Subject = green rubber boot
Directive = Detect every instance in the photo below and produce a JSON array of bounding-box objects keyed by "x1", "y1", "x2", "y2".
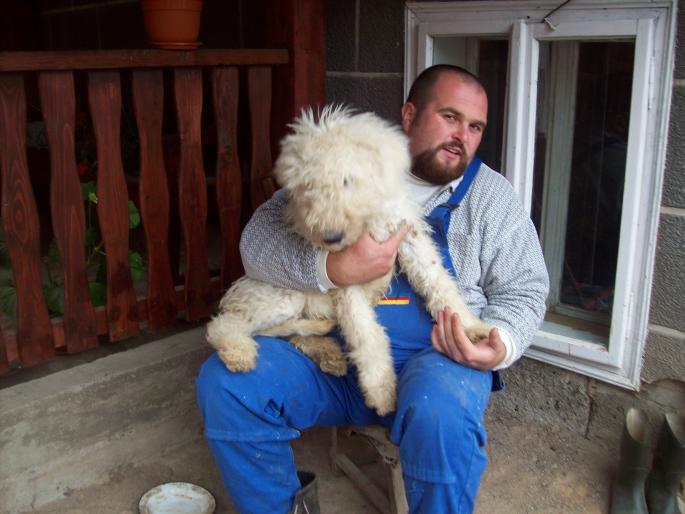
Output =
[
  {"x1": 289, "y1": 471, "x2": 320, "y2": 514},
  {"x1": 645, "y1": 412, "x2": 685, "y2": 514},
  {"x1": 610, "y1": 408, "x2": 650, "y2": 514}
]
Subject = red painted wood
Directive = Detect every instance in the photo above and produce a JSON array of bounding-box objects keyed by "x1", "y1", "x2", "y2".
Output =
[
  {"x1": 0, "y1": 73, "x2": 55, "y2": 366},
  {"x1": 262, "y1": 0, "x2": 325, "y2": 150},
  {"x1": 132, "y1": 69, "x2": 177, "y2": 328},
  {"x1": 174, "y1": 68, "x2": 212, "y2": 320},
  {"x1": 0, "y1": 327, "x2": 9, "y2": 374},
  {"x1": 247, "y1": 66, "x2": 275, "y2": 210},
  {"x1": 87, "y1": 71, "x2": 140, "y2": 340},
  {"x1": 212, "y1": 66, "x2": 243, "y2": 288},
  {"x1": 0, "y1": 50, "x2": 289, "y2": 73},
  {"x1": 38, "y1": 71, "x2": 99, "y2": 353}
]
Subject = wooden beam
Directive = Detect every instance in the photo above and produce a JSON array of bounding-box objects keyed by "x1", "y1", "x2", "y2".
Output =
[{"x1": 0, "y1": 49, "x2": 288, "y2": 72}]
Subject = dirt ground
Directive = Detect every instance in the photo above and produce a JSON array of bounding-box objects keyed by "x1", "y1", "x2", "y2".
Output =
[{"x1": 26, "y1": 410, "x2": 623, "y2": 514}]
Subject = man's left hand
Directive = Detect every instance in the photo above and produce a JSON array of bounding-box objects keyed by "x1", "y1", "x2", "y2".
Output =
[{"x1": 431, "y1": 307, "x2": 506, "y2": 370}]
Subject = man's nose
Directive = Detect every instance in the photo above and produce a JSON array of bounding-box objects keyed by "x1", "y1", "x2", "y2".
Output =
[{"x1": 451, "y1": 122, "x2": 468, "y2": 142}]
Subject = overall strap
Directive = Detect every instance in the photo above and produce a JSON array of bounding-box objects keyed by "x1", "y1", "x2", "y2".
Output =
[{"x1": 425, "y1": 157, "x2": 482, "y2": 247}]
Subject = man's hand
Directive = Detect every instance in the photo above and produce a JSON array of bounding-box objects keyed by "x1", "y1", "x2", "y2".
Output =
[
  {"x1": 326, "y1": 226, "x2": 411, "y2": 287},
  {"x1": 431, "y1": 307, "x2": 506, "y2": 370}
]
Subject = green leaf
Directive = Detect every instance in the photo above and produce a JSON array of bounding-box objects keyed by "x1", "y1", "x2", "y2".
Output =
[
  {"x1": 0, "y1": 282, "x2": 17, "y2": 318},
  {"x1": 44, "y1": 240, "x2": 62, "y2": 267},
  {"x1": 0, "y1": 266, "x2": 13, "y2": 285},
  {"x1": 43, "y1": 282, "x2": 64, "y2": 316},
  {"x1": 81, "y1": 181, "x2": 97, "y2": 203},
  {"x1": 89, "y1": 281, "x2": 106, "y2": 307},
  {"x1": 95, "y1": 260, "x2": 107, "y2": 285},
  {"x1": 0, "y1": 227, "x2": 8, "y2": 266},
  {"x1": 128, "y1": 250, "x2": 146, "y2": 282},
  {"x1": 85, "y1": 226, "x2": 98, "y2": 249},
  {"x1": 128, "y1": 200, "x2": 141, "y2": 229}
]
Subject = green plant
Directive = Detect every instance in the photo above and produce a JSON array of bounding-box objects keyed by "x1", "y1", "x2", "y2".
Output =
[
  {"x1": 0, "y1": 108, "x2": 145, "y2": 321},
  {"x1": 0, "y1": 192, "x2": 144, "y2": 318}
]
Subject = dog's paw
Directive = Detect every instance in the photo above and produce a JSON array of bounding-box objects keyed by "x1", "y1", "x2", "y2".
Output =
[
  {"x1": 318, "y1": 351, "x2": 348, "y2": 376},
  {"x1": 217, "y1": 345, "x2": 257, "y2": 372},
  {"x1": 464, "y1": 321, "x2": 492, "y2": 344},
  {"x1": 290, "y1": 335, "x2": 348, "y2": 376}
]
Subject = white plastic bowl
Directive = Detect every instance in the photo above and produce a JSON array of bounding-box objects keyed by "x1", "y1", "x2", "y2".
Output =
[{"x1": 139, "y1": 482, "x2": 216, "y2": 514}]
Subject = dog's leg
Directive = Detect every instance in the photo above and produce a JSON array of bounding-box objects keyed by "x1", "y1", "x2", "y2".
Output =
[
  {"x1": 399, "y1": 224, "x2": 492, "y2": 342},
  {"x1": 261, "y1": 318, "x2": 336, "y2": 337},
  {"x1": 289, "y1": 335, "x2": 348, "y2": 376},
  {"x1": 206, "y1": 278, "x2": 308, "y2": 372},
  {"x1": 334, "y1": 286, "x2": 396, "y2": 415},
  {"x1": 206, "y1": 316, "x2": 261, "y2": 372}
]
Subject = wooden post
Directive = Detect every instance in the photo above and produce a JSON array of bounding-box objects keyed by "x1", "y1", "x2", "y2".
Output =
[
  {"x1": 87, "y1": 70, "x2": 140, "y2": 341},
  {"x1": 173, "y1": 67, "x2": 212, "y2": 321},
  {"x1": 132, "y1": 69, "x2": 177, "y2": 328},
  {"x1": 262, "y1": 0, "x2": 326, "y2": 153},
  {"x1": 212, "y1": 66, "x2": 243, "y2": 288},
  {"x1": 0, "y1": 73, "x2": 55, "y2": 366},
  {"x1": 38, "y1": 71, "x2": 99, "y2": 353}
]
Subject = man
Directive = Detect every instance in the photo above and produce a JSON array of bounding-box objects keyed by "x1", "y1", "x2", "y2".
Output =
[{"x1": 196, "y1": 65, "x2": 549, "y2": 513}]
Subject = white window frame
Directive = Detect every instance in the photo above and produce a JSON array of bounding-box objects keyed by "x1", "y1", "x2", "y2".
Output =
[{"x1": 405, "y1": 0, "x2": 678, "y2": 389}]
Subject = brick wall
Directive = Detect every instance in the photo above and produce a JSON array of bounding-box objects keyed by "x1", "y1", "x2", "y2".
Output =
[
  {"x1": 325, "y1": 0, "x2": 405, "y2": 123},
  {"x1": 643, "y1": 4, "x2": 685, "y2": 384}
]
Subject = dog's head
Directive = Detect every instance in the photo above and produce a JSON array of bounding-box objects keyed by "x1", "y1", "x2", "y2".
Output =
[{"x1": 273, "y1": 105, "x2": 411, "y2": 251}]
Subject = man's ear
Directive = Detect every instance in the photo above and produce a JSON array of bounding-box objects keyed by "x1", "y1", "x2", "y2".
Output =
[{"x1": 401, "y1": 102, "x2": 416, "y2": 134}]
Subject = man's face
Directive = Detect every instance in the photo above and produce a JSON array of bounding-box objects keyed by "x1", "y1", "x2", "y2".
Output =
[{"x1": 401, "y1": 73, "x2": 488, "y2": 185}]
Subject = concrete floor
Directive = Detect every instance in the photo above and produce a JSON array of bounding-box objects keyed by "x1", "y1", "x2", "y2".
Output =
[{"x1": 29, "y1": 412, "x2": 618, "y2": 514}]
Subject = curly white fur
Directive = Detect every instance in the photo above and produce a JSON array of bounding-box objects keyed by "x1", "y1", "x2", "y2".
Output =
[{"x1": 206, "y1": 105, "x2": 491, "y2": 415}]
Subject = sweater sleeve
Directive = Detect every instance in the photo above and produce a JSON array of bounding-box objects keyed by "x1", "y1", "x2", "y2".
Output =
[
  {"x1": 239, "y1": 189, "x2": 322, "y2": 292},
  {"x1": 477, "y1": 173, "x2": 550, "y2": 364}
]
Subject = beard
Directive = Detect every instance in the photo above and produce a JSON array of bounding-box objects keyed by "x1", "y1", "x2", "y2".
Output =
[{"x1": 411, "y1": 141, "x2": 469, "y2": 185}]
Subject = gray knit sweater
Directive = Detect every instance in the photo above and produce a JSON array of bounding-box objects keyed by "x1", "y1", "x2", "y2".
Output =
[{"x1": 239, "y1": 162, "x2": 549, "y2": 366}]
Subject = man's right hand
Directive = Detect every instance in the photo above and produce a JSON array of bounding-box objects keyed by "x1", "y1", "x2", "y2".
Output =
[{"x1": 326, "y1": 226, "x2": 411, "y2": 287}]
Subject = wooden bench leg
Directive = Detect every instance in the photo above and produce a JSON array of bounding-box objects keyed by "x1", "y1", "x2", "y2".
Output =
[{"x1": 329, "y1": 426, "x2": 408, "y2": 514}]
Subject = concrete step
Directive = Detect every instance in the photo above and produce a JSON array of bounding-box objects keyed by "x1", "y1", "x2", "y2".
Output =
[{"x1": 1, "y1": 327, "x2": 618, "y2": 513}]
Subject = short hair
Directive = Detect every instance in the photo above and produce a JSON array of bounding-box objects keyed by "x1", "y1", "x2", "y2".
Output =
[{"x1": 406, "y1": 64, "x2": 486, "y2": 113}]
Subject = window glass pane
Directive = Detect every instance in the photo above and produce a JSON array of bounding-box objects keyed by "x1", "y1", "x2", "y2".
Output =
[
  {"x1": 533, "y1": 40, "x2": 634, "y2": 337},
  {"x1": 432, "y1": 37, "x2": 507, "y2": 171}
]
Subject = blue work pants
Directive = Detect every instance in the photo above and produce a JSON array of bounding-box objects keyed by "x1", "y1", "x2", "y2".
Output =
[{"x1": 196, "y1": 336, "x2": 493, "y2": 514}]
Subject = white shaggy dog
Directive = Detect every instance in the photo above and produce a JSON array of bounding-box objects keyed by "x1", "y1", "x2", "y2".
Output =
[{"x1": 206, "y1": 106, "x2": 491, "y2": 415}]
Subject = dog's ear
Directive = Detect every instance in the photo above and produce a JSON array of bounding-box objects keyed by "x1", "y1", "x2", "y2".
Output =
[{"x1": 359, "y1": 115, "x2": 411, "y2": 184}]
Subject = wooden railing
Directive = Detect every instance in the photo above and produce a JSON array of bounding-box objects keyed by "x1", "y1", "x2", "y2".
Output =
[{"x1": 0, "y1": 49, "x2": 288, "y2": 373}]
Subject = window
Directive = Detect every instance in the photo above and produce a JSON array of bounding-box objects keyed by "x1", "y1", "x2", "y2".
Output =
[{"x1": 406, "y1": 0, "x2": 677, "y2": 389}]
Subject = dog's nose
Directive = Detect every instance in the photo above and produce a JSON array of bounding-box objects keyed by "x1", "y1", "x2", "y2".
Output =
[{"x1": 323, "y1": 231, "x2": 344, "y2": 245}]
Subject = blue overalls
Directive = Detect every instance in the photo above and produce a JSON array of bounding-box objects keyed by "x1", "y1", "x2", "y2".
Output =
[{"x1": 196, "y1": 157, "x2": 500, "y2": 513}]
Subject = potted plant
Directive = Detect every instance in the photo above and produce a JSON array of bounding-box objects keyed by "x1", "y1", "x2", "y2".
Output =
[{"x1": 140, "y1": 0, "x2": 204, "y2": 50}]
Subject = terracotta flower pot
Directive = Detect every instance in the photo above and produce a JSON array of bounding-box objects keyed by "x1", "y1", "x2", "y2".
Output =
[{"x1": 140, "y1": 0, "x2": 203, "y2": 50}]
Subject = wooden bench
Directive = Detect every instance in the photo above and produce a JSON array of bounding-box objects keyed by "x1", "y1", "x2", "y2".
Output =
[{"x1": 330, "y1": 425, "x2": 409, "y2": 514}]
